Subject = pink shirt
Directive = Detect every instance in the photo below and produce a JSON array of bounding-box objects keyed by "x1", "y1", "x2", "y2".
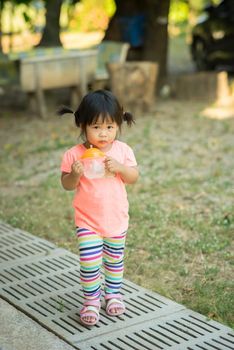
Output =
[{"x1": 60, "y1": 140, "x2": 137, "y2": 237}]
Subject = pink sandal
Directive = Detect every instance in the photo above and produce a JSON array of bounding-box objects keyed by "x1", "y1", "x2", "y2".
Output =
[
  {"x1": 80, "y1": 299, "x2": 100, "y2": 326},
  {"x1": 105, "y1": 294, "x2": 125, "y2": 316}
]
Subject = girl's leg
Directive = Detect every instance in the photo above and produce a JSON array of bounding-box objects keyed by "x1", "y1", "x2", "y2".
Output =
[
  {"x1": 76, "y1": 228, "x2": 103, "y2": 324},
  {"x1": 77, "y1": 228, "x2": 103, "y2": 299},
  {"x1": 103, "y1": 232, "x2": 126, "y2": 316},
  {"x1": 103, "y1": 231, "x2": 126, "y2": 315}
]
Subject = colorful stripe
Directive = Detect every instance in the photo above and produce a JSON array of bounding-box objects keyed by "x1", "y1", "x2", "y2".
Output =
[{"x1": 76, "y1": 228, "x2": 126, "y2": 299}]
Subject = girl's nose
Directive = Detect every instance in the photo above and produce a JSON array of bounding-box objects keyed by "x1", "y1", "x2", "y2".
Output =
[{"x1": 100, "y1": 129, "x2": 107, "y2": 136}]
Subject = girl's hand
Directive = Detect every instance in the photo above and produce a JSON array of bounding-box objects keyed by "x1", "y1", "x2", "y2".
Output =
[
  {"x1": 104, "y1": 156, "x2": 139, "y2": 184},
  {"x1": 71, "y1": 160, "x2": 84, "y2": 177},
  {"x1": 104, "y1": 156, "x2": 123, "y2": 174}
]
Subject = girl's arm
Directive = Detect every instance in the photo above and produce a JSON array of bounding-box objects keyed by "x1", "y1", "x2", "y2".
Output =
[
  {"x1": 61, "y1": 160, "x2": 84, "y2": 190},
  {"x1": 119, "y1": 165, "x2": 139, "y2": 184},
  {"x1": 105, "y1": 157, "x2": 139, "y2": 184}
]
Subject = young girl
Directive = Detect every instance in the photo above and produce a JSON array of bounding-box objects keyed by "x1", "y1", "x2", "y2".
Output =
[{"x1": 59, "y1": 90, "x2": 139, "y2": 326}]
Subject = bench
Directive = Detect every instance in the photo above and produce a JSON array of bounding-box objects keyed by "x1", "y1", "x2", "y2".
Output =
[
  {"x1": 9, "y1": 41, "x2": 130, "y2": 83},
  {"x1": 8, "y1": 47, "x2": 74, "y2": 61},
  {"x1": 94, "y1": 40, "x2": 130, "y2": 88},
  {"x1": 19, "y1": 49, "x2": 97, "y2": 118},
  {"x1": 7, "y1": 42, "x2": 129, "y2": 117}
]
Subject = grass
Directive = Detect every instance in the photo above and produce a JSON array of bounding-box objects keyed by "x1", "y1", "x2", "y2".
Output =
[{"x1": 0, "y1": 99, "x2": 233, "y2": 328}]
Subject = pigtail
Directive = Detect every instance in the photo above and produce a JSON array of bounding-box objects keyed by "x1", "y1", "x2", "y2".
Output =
[
  {"x1": 57, "y1": 105, "x2": 82, "y2": 128},
  {"x1": 57, "y1": 105, "x2": 74, "y2": 116},
  {"x1": 123, "y1": 111, "x2": 135, "y2": 126}
]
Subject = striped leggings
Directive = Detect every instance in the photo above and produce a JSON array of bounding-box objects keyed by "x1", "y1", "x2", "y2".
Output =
[{"x1": 76, "y1": 227, "x2": 126, "y2": 300}]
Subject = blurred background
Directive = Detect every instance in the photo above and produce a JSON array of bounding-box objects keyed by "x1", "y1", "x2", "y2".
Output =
[{"x1": 1, "y1": 0, "x2": 234, "y2": 94}]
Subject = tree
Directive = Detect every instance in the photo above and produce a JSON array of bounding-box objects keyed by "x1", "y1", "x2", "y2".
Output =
[
  {"x1": 143, "y1": 0, "x2": 171, "y2": 84},
  {"x1": 38, "y1": 0, "x2": 63, "y2": 47},
  {"x1": 104, "y1": 0, "x2": 171, "y2": 87},
  {"x1": 0, "y1": 0, "x2": 32, "y2": 55},
  {"x1": 0, "y1": 0, "x2": 63, "y2": 50}
]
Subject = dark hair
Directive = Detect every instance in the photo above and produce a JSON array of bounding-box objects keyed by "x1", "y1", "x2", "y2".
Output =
[{"x1": 57, "y1": 90, "x2": 135, "y2": 136}]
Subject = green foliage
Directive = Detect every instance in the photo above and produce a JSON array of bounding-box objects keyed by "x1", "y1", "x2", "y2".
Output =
[
  {"x1": 189, "y1": 0, "x2": 222, "y2": 11},
  {"x1": 69, "y1": 0, "x2": 115, "y2": 32},
  {"x1": 170, "y1": 0, "x2": 189, "y2": 24},
  {"x1": 189, "y1": 0, "x2": 210, "y2": 11},
  {"x1": 169, "y1": 0, "x2": 223, "y2": 26}
]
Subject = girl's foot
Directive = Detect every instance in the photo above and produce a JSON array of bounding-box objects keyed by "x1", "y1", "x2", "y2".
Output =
[
  {"x1": 105, "y1": 294, "x2": 125, "y2": 316},
  {"x1": 80, "y1": 299, "x2": 100, "y2": 326}
]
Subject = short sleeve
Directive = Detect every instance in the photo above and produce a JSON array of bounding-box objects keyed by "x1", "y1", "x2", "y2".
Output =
[
  {"x1": 61, "y1": 149, "x2": 76, "y2": 173},
  {"x1": 124, "y1": 145, "x2": 137, "y2": 167}
]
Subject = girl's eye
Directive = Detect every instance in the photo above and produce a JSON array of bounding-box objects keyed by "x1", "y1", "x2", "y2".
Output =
[
  {"x1": 92, "y1": 126, "x2": 99, "y2": 129},
  {"x1": 107, "y1": 126, "x2": 113, "y2": 129}
]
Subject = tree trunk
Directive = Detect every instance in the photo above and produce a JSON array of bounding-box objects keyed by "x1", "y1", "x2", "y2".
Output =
[
  {"x1": 104, "y1": 0, "x2": 144, "y2": 42},
  {"x1": 143, "y1": 0, "x2": 171, "y2": 86},
  {"x1": 104, "y1": 0, "x2": 171, "y2": 89},
  {"x1": 38, "y1": 0, "x2": 63, "y2": 47},
  {"x1": 108, "y1": 61, "x2": 159, "y2": 113}
]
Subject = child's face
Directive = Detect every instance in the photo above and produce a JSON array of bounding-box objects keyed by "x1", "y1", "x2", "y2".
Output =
[{"x1": 85, "y1": 115, "x2": 118, "y2": 151}]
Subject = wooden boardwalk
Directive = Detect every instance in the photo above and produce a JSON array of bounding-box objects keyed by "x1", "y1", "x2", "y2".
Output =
[{"x1": 0, "y1": 221, "x2": 233, "y2": 350}]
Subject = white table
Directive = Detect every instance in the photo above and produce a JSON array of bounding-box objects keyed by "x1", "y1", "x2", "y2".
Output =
[{"x1": 20, "y1": 49, "x2": 97, "y2": 118}]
